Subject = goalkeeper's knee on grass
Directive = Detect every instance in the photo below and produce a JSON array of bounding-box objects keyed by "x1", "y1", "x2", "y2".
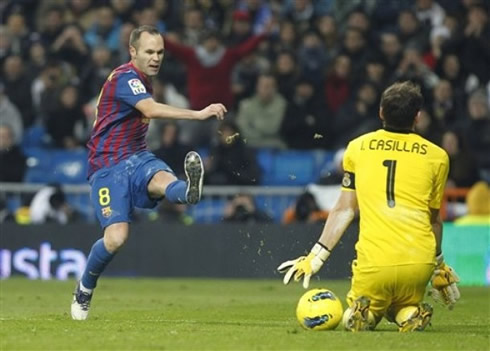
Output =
[
  {"x1": 395, "y1": 306, "x2": 419, "y2": 326},
  {"x1": 396, "y1": 303, "x2": 433, "y2": 332},
  {"x1": 342, "y1": 299, "x2": 376, "y2": 331}
]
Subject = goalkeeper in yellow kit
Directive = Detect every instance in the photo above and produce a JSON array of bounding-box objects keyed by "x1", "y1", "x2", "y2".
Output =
[{"x1": 278, "y1": 81, "x2": 460, "y2": 332}]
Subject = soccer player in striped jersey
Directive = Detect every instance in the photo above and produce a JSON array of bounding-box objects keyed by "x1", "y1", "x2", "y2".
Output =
[
  {"x1": 278, "y1": 81, "x2": 460, "y2": 332},
  {"x1": 71, "y1": 25, "x2": 227, "y2": 320}
]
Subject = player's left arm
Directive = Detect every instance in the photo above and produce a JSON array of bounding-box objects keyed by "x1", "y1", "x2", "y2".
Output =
[
  {"x1": 430, "y1": 206, "x2": 461, "y2": 309},
  {"x1": 429, "y1": 153, "x2": 449, "y2": 255},
  {"x1": 429, "y1": 153, "x2": 460, "y2": 308},
  {"x1": 430, "y1": 230, "x2": 461, "y2": 308},
  {"x1": 430, "y1": 208, "x2": 443, "y2": 257}
]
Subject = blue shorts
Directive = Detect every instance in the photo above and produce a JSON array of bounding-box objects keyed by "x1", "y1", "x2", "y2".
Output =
[{"x1": 89, "y1": 151, "x2": 173, "y2": 228}]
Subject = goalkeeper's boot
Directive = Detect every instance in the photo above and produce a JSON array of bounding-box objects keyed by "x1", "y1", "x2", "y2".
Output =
[
  {"x1": 345, "y1": 296, "x2": 371, "y2": 332},
  {"x1": 184, "y1": 151, "x2": 204, "y2": 205},
  {"x1": 71, "y1": 281, "x2": 93, "y2": 320},
  {"x1": 398, "y1": 302, "x2": 433, "y2": 332}
]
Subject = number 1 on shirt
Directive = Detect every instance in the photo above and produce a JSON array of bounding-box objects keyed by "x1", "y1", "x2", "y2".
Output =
[{"x1": 382, "y1": 160, "x2": 397, "y2": 208}]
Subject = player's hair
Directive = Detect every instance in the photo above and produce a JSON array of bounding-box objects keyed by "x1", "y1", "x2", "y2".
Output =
[
  {"x1": 129, "y1": 25, "x2": 160, "y2": 49},
  {"x1": 380, "y1": 81, "x2": 423, "y2": 130}
]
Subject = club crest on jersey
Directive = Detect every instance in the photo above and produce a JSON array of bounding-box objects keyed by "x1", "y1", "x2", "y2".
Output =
[
  {"x1": 101, "y1": 206, "x2": 112, "y2": 218},
  {"x1": 342, "y1": 173, "x2": 351, "y2": 187},
  {"x1": 128, "y1": 78, "x2": 146, "y2": 95},
  {"x1": 342, "y1": 171, "x2": 355, "y2": 189}
]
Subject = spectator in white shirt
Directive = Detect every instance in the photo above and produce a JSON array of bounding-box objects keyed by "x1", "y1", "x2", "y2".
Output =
[{"x1": 30, "y1": 185, "x2": 74, "y2": 224}]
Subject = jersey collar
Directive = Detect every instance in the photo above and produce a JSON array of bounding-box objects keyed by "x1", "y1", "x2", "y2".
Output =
[{"x1": 383, "y1": 126, "x2": 413, "y2": 134}]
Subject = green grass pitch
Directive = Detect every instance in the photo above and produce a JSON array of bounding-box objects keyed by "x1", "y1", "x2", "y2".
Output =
[{"x1": 1, "y1": 278, "x2": 489, "y2": 350}]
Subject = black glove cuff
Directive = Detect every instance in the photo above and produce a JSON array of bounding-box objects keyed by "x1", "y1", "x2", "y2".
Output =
[{"x1": 317, "y1": 241, "x2": 331, "y2": 252}]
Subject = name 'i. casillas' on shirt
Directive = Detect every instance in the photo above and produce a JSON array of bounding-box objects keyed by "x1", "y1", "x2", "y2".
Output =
[{"x1": 360, "y1": 139, "x2": 428, "y2": 154}]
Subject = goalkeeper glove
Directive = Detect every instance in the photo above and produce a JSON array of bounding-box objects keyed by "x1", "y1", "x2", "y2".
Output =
[
  {"x1": 277, "y1": 243, "x2": 331, "y2": 289},
  {"x1": 429, "y1": 253, "x2": 460, "y2": 309}
]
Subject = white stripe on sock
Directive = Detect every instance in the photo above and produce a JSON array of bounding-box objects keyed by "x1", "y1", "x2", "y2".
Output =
[{"x1": 80, "y1": 281, "x2": 93, "y2": 294}]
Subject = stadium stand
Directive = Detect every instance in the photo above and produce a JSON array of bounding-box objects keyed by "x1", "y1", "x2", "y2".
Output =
[{"x1": 0, "y1": 0, "x2": 488, "y2": 225}]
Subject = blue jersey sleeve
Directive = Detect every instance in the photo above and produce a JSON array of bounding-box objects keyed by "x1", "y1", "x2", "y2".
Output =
[{"x1": 116, "y1": 72, "x2": 152, "y2": 107}]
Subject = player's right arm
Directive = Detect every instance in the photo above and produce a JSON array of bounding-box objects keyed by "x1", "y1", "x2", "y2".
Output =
[
  {"x1": 277, "y1": 190, "x2": 357, "y2": 289},
  {"x1": 277, "y1": 140, "x2": 359, "y2": 289},
  {"x1": 317, "y1": 190, "x2": 357, "y2": 252},
  {"x1": 116, "y1": 70, "x2": 226, "y2": 121},
  {"x1": 135, "y1": 98, "x2": 227, "y2": 121}
]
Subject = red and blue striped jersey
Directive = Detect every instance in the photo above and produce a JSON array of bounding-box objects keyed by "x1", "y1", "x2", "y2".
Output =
[{"x1": 87, "y1": 62, "x2": 153, "y2": 178}]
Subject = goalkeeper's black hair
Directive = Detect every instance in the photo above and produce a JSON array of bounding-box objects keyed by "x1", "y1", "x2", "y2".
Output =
[{"x1": 380, "y1": 81, "x2": 423, "y2": 130}]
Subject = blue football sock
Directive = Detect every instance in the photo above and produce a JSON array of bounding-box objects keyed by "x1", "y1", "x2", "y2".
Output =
[
  {"x1": 81, "y1": 239, "x2": 115, "y2": 289},
  {"x1": 165, "y1": 180, "x2": 187, "y2": 204}
]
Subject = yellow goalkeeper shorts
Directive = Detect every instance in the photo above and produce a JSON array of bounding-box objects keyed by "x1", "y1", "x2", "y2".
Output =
[{"x1": 346, "y1": 260, "x2": 434, "y2": 322}]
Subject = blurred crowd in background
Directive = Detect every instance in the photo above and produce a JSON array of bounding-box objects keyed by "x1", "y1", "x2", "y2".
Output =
[{"x1": 0, "y1": 0, "x2": 489, "y2": 224}]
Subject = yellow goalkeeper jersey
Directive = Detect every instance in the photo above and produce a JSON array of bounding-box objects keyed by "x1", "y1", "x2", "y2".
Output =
[{"x1": 342, "y1": 128, "x2": 449, "y2": 266}]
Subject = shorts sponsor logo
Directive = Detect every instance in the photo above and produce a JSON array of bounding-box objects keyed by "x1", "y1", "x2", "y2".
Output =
[{"x1": 128, "y1": 78, "x2": 146, "y2": 95}]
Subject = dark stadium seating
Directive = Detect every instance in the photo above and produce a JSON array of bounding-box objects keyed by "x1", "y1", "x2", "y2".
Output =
[
  {"x1": 17, "y1": 147, "x2": 333, "y2": 223},
  {"x1": 258, "y1": 149, "x2": 333, "y2": 186},
  {"x1": 23, "y1": 148, "x2": 88, "y2": 184},
  {"x1": 22, "y1": 147, "x2": 333, "y2": 187}
]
